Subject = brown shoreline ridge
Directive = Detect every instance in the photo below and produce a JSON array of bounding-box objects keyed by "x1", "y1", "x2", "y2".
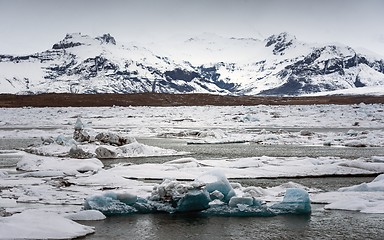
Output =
[{"x1": 0, "y1": 93, "x2": 384, "y2": 107}]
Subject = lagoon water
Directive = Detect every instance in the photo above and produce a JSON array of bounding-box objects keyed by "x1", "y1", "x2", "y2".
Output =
[
  {"x1": 78, "y1": 206, "x2": 384, "y2": 240},
  {"x1": 1, "y1": 136, "x2": 384, "y2": 239}
]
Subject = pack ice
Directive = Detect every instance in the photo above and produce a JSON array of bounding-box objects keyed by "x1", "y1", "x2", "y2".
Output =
[{"x1": 84, "y1": 170, "x2": 311, "y2": 216}]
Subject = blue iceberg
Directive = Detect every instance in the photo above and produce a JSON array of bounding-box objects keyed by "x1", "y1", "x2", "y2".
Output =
[
  {"x1": 197, "y1": 170, "x2": 236, "y2": 203},
  {"x1": 84, "y1": 171, "x2": 311, "y2": 217},
  {"x1": 176, "y1": 189, "x2": 211, "y2": 212},
  {"x1": 84, "y1": 193, "x2": 139, "y2": 215},
  {"x1": 270, "y1": 188, "x2": 312, "y2": 215}
]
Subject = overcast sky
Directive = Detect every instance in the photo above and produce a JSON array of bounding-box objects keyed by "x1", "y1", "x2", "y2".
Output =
[{"x1": 1, "y1": 0, "x2": 383, "y2": 56}]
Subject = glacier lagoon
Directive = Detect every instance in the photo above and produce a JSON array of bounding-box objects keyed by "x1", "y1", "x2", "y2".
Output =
[
  {"x1": 1, "y1": 105, "x2": 384, "y2": 239},
  {"x1": 1, "y1": 137, "x2": 383, "y2": 239}
]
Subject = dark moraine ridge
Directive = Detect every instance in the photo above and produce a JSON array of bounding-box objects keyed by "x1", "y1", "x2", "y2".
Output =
[{"x1": 0, "y1": 93, "x2": 383, "y2": 107}]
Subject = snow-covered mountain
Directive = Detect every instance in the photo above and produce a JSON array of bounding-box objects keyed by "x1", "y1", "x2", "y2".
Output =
[{"x1": 0, "y1": 32, "x2": 383, "y2": 95}]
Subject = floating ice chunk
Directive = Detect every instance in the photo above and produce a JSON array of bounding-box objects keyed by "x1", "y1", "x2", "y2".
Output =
[
  {"x1": 176, "y1": 189, "x2": 211, "y2": 212},
  {"x1": 242, "y1": 114, "x2": 259, "y2": 122},
  {"x1": 0, "y1": 197, "x2": 17, "y2": 208},
  {"x1": 95, "y1": 146, "x2": 119, "y2": 159},
  {"x1": 270, "y1": 188, "x2": 311, "y2": 214},
  {"x1": 343, "y1": 140, "x2": 367, "y2": 147},
  {"x1": 95, "y1": 132, "x2": 134, "y2": 146},
  {"x1": 164, "y1": 157, "x2": 200, "y2": 169},
  {"x1": 149, "y1": 178, "x2": 209, "y2": 213},
  {"x1": 197, "y1": 129, "x2": 227, "y2": 139},
  {"x1": 85, "y1": 181, "x2": 210, "y2": 214},
  {"x1": 339, "y1": 174, "x2": 384, "y2": 192},
  {"x1": 115, "y1": 192, "x2": 138, "y2": 205},
  {"x1": 228, "y1": 196, "x2": 254, "y2": 208},
  {"x1": 0, "y1": 210, "x2": 94, "y2": 239},
  {"x1": 84, "y1": 192, "x2": 139, "y2": 215},
  {"x1": 84, "y1": 177, "x2": 311, "y2": 217},
  {"x1": 41, "y1": 136, "x2": 55, "y2": 145},
  {"x1": 119, "y1": 141, "x2": 179, "y2": 157},
  {"x1": 373, "y1": 174, "x2": 384, "y2": 182},
  {"x1": 316, "y1": 174, "x2": 384, "y2": 213},
  {"x1": 325, "y1": 199, "x2": 367, "y2": 212},
  {"x1": 74, "y1": 117, "x2": 84, "y2": 130},
  {"x1": 346, "y1": 129, "x2": 358, "y2": 136},
  {"x1": 69, "y1": 145, "x2": 95, "y2": 159},
  {"x1": 300, "y1": 130, "x2": 313, "y2": 136},
  {"x1": 16, "y1": 153, "x2": 103, "y2": 173},
  {"x1": 66, "y1": 210, "x2": 106, "y2": 221},
  {"x1": 197, "y1": 170, "x2": 235, "y2": 203},
  {"x1": 371, "y1": 156, "x2": 384, "y2": 163},
  {"x1": 55, "y1": 134, "x2": 68, "y2": 146},
  {"x1": 210, "y1": 190, "x2": 225, "y2": 200}
]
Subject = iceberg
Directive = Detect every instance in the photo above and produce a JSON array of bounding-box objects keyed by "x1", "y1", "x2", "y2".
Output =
[
  {"x1": 202, "y1": 188, "x2": 310, "y2": 217},
  {"x1": 84, "y1": 171, "x2": 311, "y2": 216},
  {"x1": 65, "y1": 210, "x2": 106, "y2": 221},
  {"x1": 318, "y1": 174, "x2": 384, "y2": 213},
  {"x1": 196, "y1": 170, "x2": 236, "y2": 203},
  {"x1": 270, "y1": 188, "x2": 312, "y2": 215},
  {"x1": 84, "y1": 192, "x2": 140, "y2": 215},
  {"x1": 0, "y1": 210, "x2": 94, "y2": 239},
  {"x1": 176, "y1": 189, "x2": 211, "y2": 212}
]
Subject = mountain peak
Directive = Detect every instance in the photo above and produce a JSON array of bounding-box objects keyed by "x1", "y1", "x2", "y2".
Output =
[
  {"x1": 52, "y1": 33, "x2": 116, "y2": 50},
  {"x1": 95, "y1": 33, "x2": 116, "y2": 45},
  {"x1": 52, "y1": 33, "x2": 89, "y2": 50},
  {"x1": 265, "y1": 32, "x2": 297, "y2": 55}
]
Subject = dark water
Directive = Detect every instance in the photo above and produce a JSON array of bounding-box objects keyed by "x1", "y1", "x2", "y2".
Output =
[
  {"x1": 139, "y1": 137, "x2": 384, "y2": 159},
  {"x1": 98, "y1": 137, "x2": 384, "y2": 168},
  {"x1": 0, "y1": 138, "x2": 40, "y2": 150},
  {"x1": 236, "y1": 176, "x2": 376, "y2": 192},
  {"x1": 78, "y1": 206, "x2": 384, "y2": 240}
]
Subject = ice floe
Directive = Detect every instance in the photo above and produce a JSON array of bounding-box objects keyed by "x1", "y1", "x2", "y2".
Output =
[
  {"x1": 312, "y1": 174, "x2": 384, "y2": 213},
  {"x1": 0, "y1": 209, "x2": 95, "y2": 239}
]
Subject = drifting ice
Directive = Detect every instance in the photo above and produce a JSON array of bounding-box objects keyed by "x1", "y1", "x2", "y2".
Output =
[{"x1": 84, "y1": 171, "x2": 311, "y2": 216}]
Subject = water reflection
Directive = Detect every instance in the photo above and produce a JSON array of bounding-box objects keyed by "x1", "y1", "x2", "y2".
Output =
[{"x1": 79, "y1": 206, "x2": 384, "y2": 240}]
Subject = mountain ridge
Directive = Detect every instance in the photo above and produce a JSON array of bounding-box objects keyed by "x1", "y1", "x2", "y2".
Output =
[{"x1": 0, "y1": 32, "x2": 383, "y2": 96}]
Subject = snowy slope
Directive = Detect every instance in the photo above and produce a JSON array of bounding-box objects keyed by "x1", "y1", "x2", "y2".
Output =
[{"x1": 0, "y1": 32, "x2": 383, "y2": 95}]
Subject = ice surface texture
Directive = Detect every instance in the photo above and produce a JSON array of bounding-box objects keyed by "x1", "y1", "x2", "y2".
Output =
[{"x1": 84, "y1": 171, "x2": 311, "y2": 216}]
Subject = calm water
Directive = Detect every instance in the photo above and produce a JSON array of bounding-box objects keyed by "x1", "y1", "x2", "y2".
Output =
[
  {"x1": 1, "y1": 137, "x2": 383, "y2": 239},
  {"x1": 98, "y1": 137, "x2": 384, "y2": 168},
  {"x1": 78, "y1": 206, "x2": 384, "y2": 240},
  {"x1": 139, "y1": 137, "x2": 384, "y2": 159}
]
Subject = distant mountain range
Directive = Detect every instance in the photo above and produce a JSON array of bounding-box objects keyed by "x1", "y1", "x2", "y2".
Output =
[{"x1": 0, "y1": 32, "x2": 383, "y2": 95}]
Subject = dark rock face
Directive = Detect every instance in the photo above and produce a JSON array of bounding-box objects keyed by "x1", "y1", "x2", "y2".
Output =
[
  {"x1": 164, "y1": 68, "x2": 199, "y2": 82},
  {"x1": 52, "y1": 33, "x2": 84, "y2": 49},
  {"x1": 96, "y1": 33, "x2": 116, "y2": 45},
  {"x1": 52, "y1": 42, "x2": 82, "y2": 50},
  {"x1": 265, "y1": 32, "x2": 295, "y2": 55}
]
